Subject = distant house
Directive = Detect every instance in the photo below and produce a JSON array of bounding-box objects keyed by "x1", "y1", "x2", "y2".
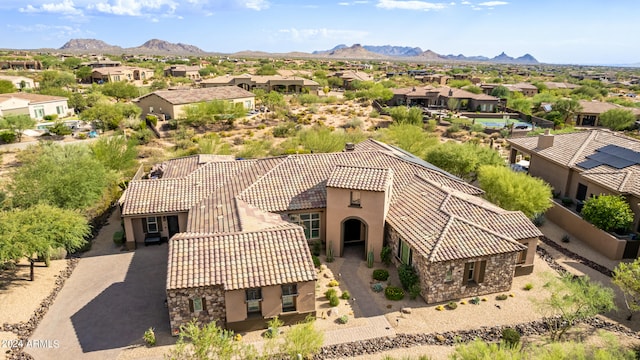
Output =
[
  {"x1": 574, "y1": 100, "x2": 640, "y2": 126},
  {"x1": 164, "y1": 65, "x2": 201, "y2": 80},
  {"x1": 201, "y1": 74, "x2": 319, "y2": 94},
  {"x1": 389, "y1": 86, "x2": 500, "y2": 112},
  {"x1": 481, "y1": 83, "x2": 539, "y2": 97},
  {"x1": 81, "y1": 60, "x2": 122, "y2": 69},
  {"x1": 91, "y1": 66, "x2": 154, "y2": 83},
  {"x1": 0, "y1": 75, "x2": 37, "y2": 90},
  {"x1": 133, "y1": 86, "x2": 255, "y2": 120},
  {"x1": 331, "y1": 70, "x2": 374, "y2": 89},
  {"x1": 0, "y1": 92, "x2": 71, "y2": 120},
  {"x1": 0, "y1": 59, "x2": 42, "y2": 70},
  {"x1": 543, "y1": 82, "x2": 579, "y2": 90},
  {"x1": 120, "y1": 140, "x2": 540, "y2": 333}
]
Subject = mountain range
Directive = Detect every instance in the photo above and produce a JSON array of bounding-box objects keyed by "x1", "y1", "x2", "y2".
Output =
[{"x1": 58, "y1": 39, "x2": 539, "y2": 64}]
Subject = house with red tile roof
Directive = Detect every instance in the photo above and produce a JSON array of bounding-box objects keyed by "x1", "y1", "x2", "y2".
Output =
[
  {"x1": 120, "y1": 140, "x2": 541, "y2": 333},
  {"x1": 389, "y1": 86, "x2": 500, "y2": 112},
  {"x1": 201, "y1": 74, "x2": 319, "y2": 94}
]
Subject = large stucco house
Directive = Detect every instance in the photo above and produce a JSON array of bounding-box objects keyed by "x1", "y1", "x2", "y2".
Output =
[
  {"x1": 133, "y1": 86, "x2": 255, "y2": 121},
  {"x1": 388, "y1": 86, "x2": 500, "y2": 112},
  {"x1": 508, "y1": 129, "x2": 640, "y2": 236},
  {"x1": 120, "y1": 140, "x2": 540, "y2": 333},
  {"x1": 201, "y1": 74, "x2": 319, "y2": 94}
]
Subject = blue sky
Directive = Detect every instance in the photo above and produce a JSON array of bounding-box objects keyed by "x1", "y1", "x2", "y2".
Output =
[{"x1": 1, "y1": 0, "x2": 638, "y2": 65}]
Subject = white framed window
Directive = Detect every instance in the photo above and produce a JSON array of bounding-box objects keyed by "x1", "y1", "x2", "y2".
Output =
[
  {"x1": 466, "y1": 262, "x2": 475, "y2": 282},
  {"x1": 246, "y1": 288, "x2": 262, "y2": 313},
  {"x1": 146, "y1": 217, "x2": 159, "y2": 233},
  {"x1": 350, "y1": 191, "x2": 361, "y2": 207},
  {"x1": 192, "y1": 297, "x2": 203, "y2": 312},
  {"x1": 34, "y1": 106, "x2": 45, "y2": 118},
  {"x1": 56, "y1": 105, "x2": 65, "y2": 115},
  {"x1": 282, "y1": 284, "x2": 297, "y2": 312},
  {"x1": 288, "y1": 213, "x2": 320, "y2": 240}
]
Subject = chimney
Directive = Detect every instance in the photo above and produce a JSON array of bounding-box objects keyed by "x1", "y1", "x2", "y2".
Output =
[
  {"x1": 344, "y1": 143, "x2": 355, "y2": 152},
  {"x1": 537, "y1": 129, "x2": 554, "y2": 149}
]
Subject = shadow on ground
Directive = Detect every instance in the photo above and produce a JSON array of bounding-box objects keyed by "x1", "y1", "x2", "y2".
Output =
[{"x1": 70, "y1": 243, "x2": 173, "y2": 353}]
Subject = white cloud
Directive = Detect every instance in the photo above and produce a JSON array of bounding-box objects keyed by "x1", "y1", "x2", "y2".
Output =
[
  {"x1": 460, "y1": 1, "x2": 470, "y2": 4},
  {"x1": 20, "y1": 0, "x2": 83, "y2": 16},
  {"x1": 278, "y1": 27, "x2": 369, "y2": 43},
  {"x1": 7, "y1": 23, "x2": 92, "y2": 40},
  {"x1": 339, "y1": 2, "x2": 350, "y2": 5},
  {"x1": 88, "y1": 0, "x2": 178, "y2": 16},
  {"x1": 240, "y1": 0, "x2": 269, "y2": 10},
  {"x1": 478, "y1": 1, "x2": 508, "y2": 6},
  {"x1": 376, "y1": 0, "x2": 447, "y2": 11}
]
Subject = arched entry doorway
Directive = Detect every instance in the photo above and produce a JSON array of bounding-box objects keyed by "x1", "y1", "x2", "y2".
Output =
[{"x1": 341, "y1": 218, "x2": 367, "y2": 259}]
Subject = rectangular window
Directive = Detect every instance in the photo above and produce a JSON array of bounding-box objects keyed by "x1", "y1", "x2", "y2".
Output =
[
  {"x1": 444, "y1": 267, "x2": 453, "y2": 283},
  {"x1": 288, "y1": 213, "x2": 320, "y2": 240},
  {"x1": 56, "y1": 105, "x2": 64, "y2": 115},
  {"x1": 246, "y1": 288, "x2": 262, "y2": 313},
  {"x1": 517, "y1": 249, "x2": 528, "y2": 264},
  {"x1": 350, "y1": 191, "x2": 361, "y2": 207},
  {"x1": 146, "y1": 217, "x2": 158, "y2": 233},
  {"x1": 466, "y1": 262, "x2": 475, "y2": 282},
  {"x1": 282, "y1": 284, "x2": 297, "y2": 312},
  {"x1": 464, "y1": 260, "x2": 486, "y2": 284},
  {"x1": 396, "y1": 239, "x2": 412, "y2": 265},
  {"x1": 192, "y1": 297, "x2": 203, "y2": 312},
  {"x1": 34, "y1": 106, "x2": 45, "y2": 118}
]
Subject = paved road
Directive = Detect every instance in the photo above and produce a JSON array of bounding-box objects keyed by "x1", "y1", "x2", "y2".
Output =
[{"x1": 28, "y1": 210, "x2": 170, "y2": 360}]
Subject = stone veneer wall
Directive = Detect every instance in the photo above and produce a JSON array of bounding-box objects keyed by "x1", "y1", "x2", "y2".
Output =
[
  {"x1": 385, "y1": 225, "x2": 518, "y2": 304},
  {"x1": 167, "y1": 285, "x2": 226, "y2": 334},
  {"x1": 422, "y1": 252, "x2": 517, "y2": 303}
]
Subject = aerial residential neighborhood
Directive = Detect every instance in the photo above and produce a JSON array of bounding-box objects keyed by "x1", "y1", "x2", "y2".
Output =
[{"x1": 1, "y1": 1, "x2": 640, "y2": 360}]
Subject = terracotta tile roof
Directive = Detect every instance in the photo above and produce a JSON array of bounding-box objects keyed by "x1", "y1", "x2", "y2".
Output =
[
  {"x1": 138, "y1": 86, "x2": 255, "y2": 105},
  {"x1": 581, "y1": 165, "x2": 640, "y2": 197},
  {"x1": 387, "y1": 176, "x2": 529, "y2": 263},
  {"x1": 0, "y1": 92, "x2": 67, "y2": 104},
  {"x1": 202, "y1": 74, "x2": 319, "y2": 87},
  {"x1": 578, "y1": 100, "x2": 621, "y2": 114},
  {"x1": 327, "y1": 165, "x2": 392, "y2": 192},
  {"x1": 159, "y1": 155, "x2": 236, "y2": 179},
  {"x1": 167, "y1": 227, "x2": 317, "y2": 290}
]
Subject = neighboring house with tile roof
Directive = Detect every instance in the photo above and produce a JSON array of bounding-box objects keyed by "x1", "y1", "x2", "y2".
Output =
[
  {"x1": 133, "y1": 86, "x2": 255, "y2": 121},
  {"x1": 507, "y1": 129, "x2": 640, "y2": 242},
  {"x1": 121, "y1": 140, "x2": 541, "y2": 333},
  {"x1": 481, "y1": 83, "x2": 539, "y2": 97},
  {"x1": 0, "y1": 92, "x2": 71, "y2": 119},
  {"x1": 164, "y1": 65, "x2": 202, "y2": 80},
  {"x1": 574, "y1": 100, "x2": 640, "y2": 127},
  {"x1": 0, "y1": 75, "x2": 37, "y2": 90},
  {"x1": 389, "y1": 86, "x2": 500, "y2": 112},
  {"x1": 90, "y1": 66, "x2": 154, "y2": 83},
  {"x1": 201, "y1": 74, "x2": 319, "y2": 94}
]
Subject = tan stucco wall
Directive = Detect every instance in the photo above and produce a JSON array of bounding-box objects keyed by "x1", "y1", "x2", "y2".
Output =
[
  {"x1": 546, "y1": 202, "x2": 627, "y2": 260},
  {"x1": 296, "y1": 281, "x2": 315, "y2": 314},
  {"x1": 284, "y1": 208, "x2": 326, "y2": 243},
  {"x1": 528, "y1": 156, "x2": 570, "y2": 196},
  {"x1": 135, "y1": 94, "x2": 176, "y2": 119},
  {"x1": 515, "y1": 237, "x2": 538, "y2": 275},
  {"x1": 325, "y1": 187, "x2": 388, "y2": 261},
  {"x1": 261, "y1": 285, "x2": 282, "y2": 318},
  {"x1": 225, "y1": 289, "x2": 247, "y2": 323}
]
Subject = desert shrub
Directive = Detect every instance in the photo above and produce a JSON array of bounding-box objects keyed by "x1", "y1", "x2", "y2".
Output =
[
  {"x1": 145, "y1": 114, "x2": 158, "y2": 126},
  {"x1": 385, "y1": 286, "x2": 405, "y2": 301},
  {"x1": 532, "y1": 213, "x2": 545, "y2": 227},
  {"x1": 143, "y1": 327, "x2": 156, "y2": 346},
  {"x1": 43, "y1": 114, "x2": 58, "y2": 121},
  {"x1": 329, "y1": 295, "x2": 340, "y2": 307},
  {"x1": 380, "y1": 246, "x2": 392, "y2": 266},
  {"x1": 501, "y1": 327, "x2": 521, "y2": 347},
  {"x1": 0, "y1": 130, "x2": 17, "y2": 144},
  {"x1": 341, "y1": 290, "x2": 351, "y2": 300},
  {"x1": 409, "y1": 284, "x2": 421, "y2": 300},
  {"x1": 312, "y1": 255, "x2": 321, "y2": 268},
  {"x1": 312, "y1": 240, "x2": 321, "y2": 256},
  {"x1": 523, "y1": 283, "x2": 534, "y2": 291},
  {"x1": 328, "y1": 279, "x2": 339, "y2": 287},
  {"x1": 369, "y1": 110, "x2": 380, "y2": 118},
  {"x1": 344, "y1": 117, "x2": 363, "y2": 129},
  {"x1": 447, "y1": 301, "x2": 458, "y2": 310},
  {"x1": 373, "y1": 269, "x2": 390, "y2": 281},
  {"x1": 272, "y1": 122, "x2": 295, "y2": 138},
  {"x1": 338, "y1": 315, "x2": 349, "y2": 324},
  {"x1": 49, "y1": 247, "x2": 67, "y2": 260},
  {"x1": 398, "y1": 264, "x2": 419, "y2": 290},
  {"x1": 424, "y1": 119, "x2": 437, "y2": 132},
  {"x1": 113, "y1": 230, "x2": 125, "y2": 245},
  {"x1": 324, "y1": 288, "x2": 337, "y2": 300},
  {"x1": 371, "y1": 283, "x2": 384, "y2": 293},
  {"x1": 496, "y1": 294, "x2": 509, "y2": 300}
]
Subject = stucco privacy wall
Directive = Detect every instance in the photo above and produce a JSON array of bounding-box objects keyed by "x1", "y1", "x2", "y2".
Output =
[{"x1": 546, "y1": 203, "x2": 627, "y2": 260}]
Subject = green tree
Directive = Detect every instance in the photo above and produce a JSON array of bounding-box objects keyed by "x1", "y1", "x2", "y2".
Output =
[
  {"x1": 553, "y1": 98, "x2": 582, "y2": 124},
  {"x1": 68, "y1": 92, "x2": 88, "y2": 113},
  {"x1": 167, "y1": 320, "x2": 256, "y2": 360},
  {"x1": 0, "y1": 79, "x2": 16, "y2": 94},
  {"x1": 100, "y1": 81, "x2": 140, "y2": 100},
  {"x1": 256, "y1": 63, "x2": 277, "y2": 75},
  {"x1": 0, "y1": 114, "x2": 36, "y2": 142},
  {"x1": 90, "y1": 135, "x2": 138, "y2": 177},
  {"x1": 0, "y1": 204, "x2": 89, "y2": 279},
  {"x1": 477, "y1": 165, "x2": 553, "y2": 218},
  {"x1": 149, "y1": 79, "x2": 168, "y2": 91},
  {"x1": 447, "y1": 98, "x2": 461, "y2": 112},
  {"x1": 354, "y1": 83, "x2": 393, "y2": 102},
  {"x1": 425, "y1": 143, "x2": 504, "y2": 181},
  {"x1": 9, "y1": 143, "x2": 111, "y2": 210},
  {"x1": 490, "y1": 85, "x2": 510, "y2": 99},
  {"x1": 280, "y1": 317, "x2": 324, "y2": 359},
  {"x1": 182, "y1": 100, "x2": 247, "y2": 127},
  {"x1": 375, "y1": 123, "x2": 438, "y2": 158},
  {"x1": 388, "y1": 106, "x2": 423, "y2": 125},
  {"x1": 80, "y1": 103, "x2": 140, "y2": 130},
  {"x1": 535, "y1": 274, "x2": 616, "y2": 341},
  {"x1": 62, "y1": 57, "x2": 82, "y2": 70},
  {"x1": 581, "y1": 194, "x2": 634, "y2": 233},
  {"x1": 73, "y1": 65, "x2": 91, "y2": 82},
  {"x1": 613, "y1": 258, "x2": 640, "y2": 317},
  {"x1": 38, "y1": 70, "x2": 75, "y2": 90},
  {"x1": 599, "y1": 108, "x2": 636, "y2": 130}
]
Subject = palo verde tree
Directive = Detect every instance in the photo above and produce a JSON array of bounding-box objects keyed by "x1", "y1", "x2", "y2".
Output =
[
  {"x1": 425, "y1": 142, "x2": 505, "y2": 182},
  {"x1": 534, "y1": 273, "x2": 615, "y2": 341},
  {"x1": 100, "y1": 81, "x2": 140, "y2": 101},
  {"x1": 599, "y1": 108, "x2": 636, "y2": 131},
  {"x1": 581, "y1": 194, "x2": 634, "y2": 233},
  {"x1": 477, "y1": 165, "x2": 553, "y2": 218},
  {"x1": 0, "y1": 204, "x2": 89, "y2": 280},
  {"x1": 0, "y1": 79, "x2": 16, "y2": 94},
  {"x1": 613, "y1": 258, "x2": 640, "y2": 319},
  {"x1": 90, "y1": 135, "x2": 139, "y2": 179},
  {"x1": 375, "y1": 123, "x2": 439, "y2": 158},
  {"x1": 0, "y1": 114, "x2": 36, "y2": 142},
  {"x1": 182, "y1": 100, "x2": 247, "y2": 128},
  {"x1": 388, "y1": 106, "x2": 424, "y2": 125},
  {"x1": 167, "y1": 320, "x2": 258, "y2": 360}
]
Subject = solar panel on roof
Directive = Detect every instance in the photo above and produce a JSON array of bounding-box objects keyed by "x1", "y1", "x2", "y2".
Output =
[
  {"x1": 577, "y1": 159, "x2": 603, "y2": 169},
  {"x1": 597, "y1": 144, "x2": 640, "y2": 163},
  {"x1": 585, "y1": 145, "x2": 639, "y2": 169}
]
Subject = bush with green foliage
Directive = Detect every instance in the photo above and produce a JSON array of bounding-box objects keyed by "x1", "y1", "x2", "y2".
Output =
[
  {"x1": 380, "y1": 246, "x2": 392, "y2": 266},
  {"x1": 384, "y1": 286, "x2": 405, "y2": 301},
  {"x1": 581, "y1": 194, "x2": 634, "y2": 233},
  {"x1": 373, "y1": 269, "x2": 390, "y2": 281},
  {"x1": 329, "y1": 295, "x2": 340, "y2": 307},
  {"x1": 48, "y1": 121, "x2": 73, "y2": 135},
  {"x1": 324, "y1": 288, "x2": 337, "y2": 300},
  {"x1": 311, "y1": 240, "x2": 321, "y2": 256},
  {"x1": 113, "y1": 230, "x2": 125, "y2": 245},
  {"x1": 0, "y1": 130, "x2": 17, "y2": 144},
  {"x1": 338, "y1": 315, "x2": 349, "y2": 324},
  {"x1": 143, "y1": 327, "x2": 156, "y2": 346},
  {"x1": 496, "y1": 294, "x2": 509, "y2": 300},
  {"x1": 501, "y1": 327, "x2": 520, "y2": 348},
  {"x1": 272, "y1": 122, "x2": 296, "y2": 138},
  {"x1": 341, "y1": 290, "x2": 351, "y2": 300},
  {"x1": 388, "y1": 106, "x2": 424, "y2": 125},
  {"x1": 279, "y1": 316, "x2": 324, "y2": 359},
  {"x1": 398, "y1": 264, "x2": 419, "y2": 290},
  {"x1": 409, "y1": 283, "x2": 421, "y2": 300},
  {"x1": 424, "y1": 142, "x2": 505, "y2": 181},
  {"x1": 312, "y1": 255, "x2": 321, "y2": 268},
  {"x1": 447, "y1": 301, "x2": 458, "y2": 310},
  {"x1": 613, "y1": 258, "x2": 640, "y2": 313}
]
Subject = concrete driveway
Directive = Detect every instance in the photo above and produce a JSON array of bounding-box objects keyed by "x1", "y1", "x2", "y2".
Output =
[{"x1": 28, "y1": 211, "x2": 171, "y2": 360}]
